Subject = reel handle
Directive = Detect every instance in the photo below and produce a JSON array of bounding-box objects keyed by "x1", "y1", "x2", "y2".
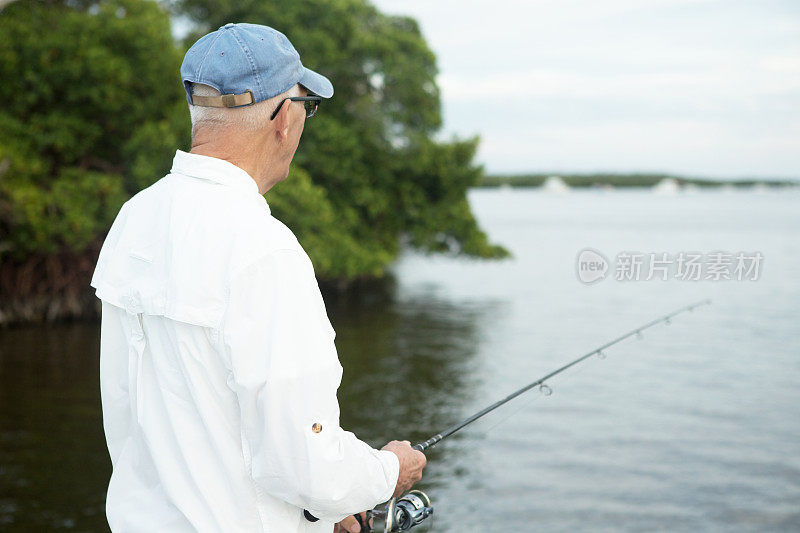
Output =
[{"x1": 354, "y1": 510, "x2": 373, "y2": 532}]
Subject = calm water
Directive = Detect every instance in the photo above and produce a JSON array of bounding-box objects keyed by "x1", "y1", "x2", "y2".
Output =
[{"x1": 1, "y1": 189, "x2": 799, "y2": 531}]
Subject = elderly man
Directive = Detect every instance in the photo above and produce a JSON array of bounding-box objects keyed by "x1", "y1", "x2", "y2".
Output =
[{"x1": 90, "y1": 23, "x2": 426, "y2": 532}]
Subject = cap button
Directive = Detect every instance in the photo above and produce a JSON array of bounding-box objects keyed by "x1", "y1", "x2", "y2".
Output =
[{"x1": 223, "y1": 23, "x2": 235, "y2": 29}]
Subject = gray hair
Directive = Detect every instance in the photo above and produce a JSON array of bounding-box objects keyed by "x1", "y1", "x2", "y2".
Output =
[{"x1": 188, "y1": 83, "x2": 302, "y2": 137}]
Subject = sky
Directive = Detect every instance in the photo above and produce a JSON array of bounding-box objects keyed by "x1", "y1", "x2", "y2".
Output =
[{"x1": 370, "y1": 0, "x2": 800, "y2": 179}]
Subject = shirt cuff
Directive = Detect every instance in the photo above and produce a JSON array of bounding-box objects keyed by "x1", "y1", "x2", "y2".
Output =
[{"x1": 373, "y1": 448, "x2": 400, "y2": 503}]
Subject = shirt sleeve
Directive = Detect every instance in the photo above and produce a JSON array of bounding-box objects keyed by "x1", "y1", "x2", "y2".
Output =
[{"x1": 222, "y1": 248, "x2": 399, "y2": 523}]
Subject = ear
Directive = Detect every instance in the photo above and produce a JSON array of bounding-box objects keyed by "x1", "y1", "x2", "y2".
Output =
[{"x1": 274, "y1": 99, "x2": 292, "y2": 142}]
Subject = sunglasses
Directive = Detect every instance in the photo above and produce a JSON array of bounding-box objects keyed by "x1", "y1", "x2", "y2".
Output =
[{"x1": 269, "y1": 96, "x2": 322, "y2": 120}]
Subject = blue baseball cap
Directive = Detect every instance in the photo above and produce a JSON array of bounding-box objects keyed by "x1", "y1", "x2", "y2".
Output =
[{"x1": 180, "y1": 23, "x2": 334, "y2": 108}]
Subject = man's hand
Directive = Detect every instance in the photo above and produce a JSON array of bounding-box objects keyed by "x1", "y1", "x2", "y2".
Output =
[
  {"x1": 333, "y1": 441, "x2": 425, "y2": 532},
  {"x1": 381, "y1": 440, "x2": 427, "y2": 498},
  {"x1": 335, "y1": 511, "x2": 371, "y2": 533}
]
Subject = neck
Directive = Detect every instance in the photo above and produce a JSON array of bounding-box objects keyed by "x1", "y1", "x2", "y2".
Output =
[{"x1": 190, "y1": 127, "x2": 282, "y2": 194}]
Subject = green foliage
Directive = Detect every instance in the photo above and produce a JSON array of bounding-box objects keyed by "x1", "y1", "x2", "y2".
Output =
[
  {"x1": 0, "y1": 0, "x2": 188, "y2": 259},
  {"x1": 267, "y1": 166, "x2": 392, "y2": 280},
  {"x1": 1, "y1": 0, "x2": 505, "y2": 283},
  {"x1": 175, "y1": 0, "x2": 508, "y2": 275},
  {"x1": 2, "y1": 165, "x2": 128, "y2": 255}
]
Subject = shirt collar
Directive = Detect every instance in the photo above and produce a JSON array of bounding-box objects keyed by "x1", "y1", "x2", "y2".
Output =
[{"x1": 170, "y1": 150, "x2": 261, "y2": 196}]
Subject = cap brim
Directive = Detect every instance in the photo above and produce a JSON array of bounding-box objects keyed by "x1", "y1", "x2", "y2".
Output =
[{"x1": 298, "y1": 66, "x2": 334, "y2": 98}]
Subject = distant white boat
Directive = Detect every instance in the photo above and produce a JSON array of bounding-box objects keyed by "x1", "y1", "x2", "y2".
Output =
[
  {"x1": 542, "y1": 175, "x2": 570, "y2": 194},
  {"x1": 652, "y1": 178, "x2": 679, "y2": 195}
]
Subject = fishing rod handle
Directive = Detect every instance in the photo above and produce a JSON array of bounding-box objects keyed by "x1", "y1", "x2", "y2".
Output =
[{"x1": 413, "y1": 434, "x2": 442, "y2": 452}]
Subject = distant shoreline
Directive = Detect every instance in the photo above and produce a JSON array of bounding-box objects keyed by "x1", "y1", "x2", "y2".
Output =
[{"x1": 478, "y1": 174, "x2": 800, "y2": 189}]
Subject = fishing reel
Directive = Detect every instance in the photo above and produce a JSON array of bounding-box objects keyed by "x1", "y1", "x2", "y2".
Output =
[{"x1": 368, "y1": 490, "x2": 434, "y2": 532}]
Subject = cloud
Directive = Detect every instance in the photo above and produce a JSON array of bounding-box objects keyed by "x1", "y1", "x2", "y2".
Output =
[{"x1": 372, "y1": 0, "x2": 800, "y2": 178}]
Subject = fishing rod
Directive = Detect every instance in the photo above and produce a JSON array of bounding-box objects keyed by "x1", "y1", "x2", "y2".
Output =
[
  {"x1": 412, "y1": 299, "x2": 711, "y2": 453},
  {"x1": 366, "y1": 299, "x2": 711, "y2": 532}
]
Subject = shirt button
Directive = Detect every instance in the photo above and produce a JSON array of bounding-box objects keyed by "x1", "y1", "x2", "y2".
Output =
[{"x1": 311, "y1": 423, "x2": 322, "y2": 434}]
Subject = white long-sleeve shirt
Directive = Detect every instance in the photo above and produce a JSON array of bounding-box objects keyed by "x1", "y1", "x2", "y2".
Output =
[{"x1": 90, "y1": 150, "x2": 399, "y2": 532}]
